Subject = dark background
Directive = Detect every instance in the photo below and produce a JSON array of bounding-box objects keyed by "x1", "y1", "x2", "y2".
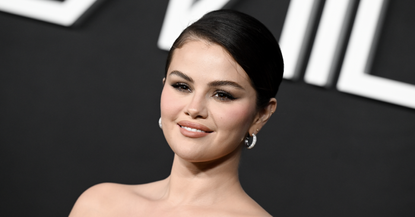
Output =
[{"x1": 1, "y1": 0, "x2": 414, "y2": 216}]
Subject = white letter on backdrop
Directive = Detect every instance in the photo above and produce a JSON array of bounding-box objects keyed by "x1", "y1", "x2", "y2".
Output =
[
  {"x1": 337, "y1": 0, "x2": 415, "y2": 109},
  {"x1": 279, "y1": 0, "x2": 321, "y2": 80},
  {"x1": 304, "y1": 0, "x2": 355, "y2": 87},
  {"x1": 157, "y1": 0, "x2": 231, "y2": 51},
  {"x1": 0, "y1": 0, "x2": 97, "y2": 26}
]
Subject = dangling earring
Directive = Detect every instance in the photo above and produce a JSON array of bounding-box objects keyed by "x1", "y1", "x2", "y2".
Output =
[
  {"x1": 158, "y1": 117, "x2": 162, "y2": 129},
  {"x1": 245, "y1": 133, "x2": 257, "y2": 149}
]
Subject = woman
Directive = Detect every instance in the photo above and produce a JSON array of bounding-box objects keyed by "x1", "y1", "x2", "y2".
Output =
[{"x1": 69, "y1": 9, "x2": 283, "y2": 217}]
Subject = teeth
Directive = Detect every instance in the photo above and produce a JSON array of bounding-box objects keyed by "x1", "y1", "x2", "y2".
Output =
[{"x1": 181, "y1": 126, "x2": 207, "y2": 133}]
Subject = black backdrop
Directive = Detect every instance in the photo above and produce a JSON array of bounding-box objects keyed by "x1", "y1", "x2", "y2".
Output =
[{"x1": 1, "y1": 0, "x2": 414, "y2": 216}]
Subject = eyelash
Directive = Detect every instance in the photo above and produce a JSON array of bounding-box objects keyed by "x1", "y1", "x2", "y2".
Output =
[
  {"x1": 213, "y1": 91, "x2": 236, "y2": 101},
  {"x1": 171, "y1": 82, "x2": 237, "y2": 101},
  {"x1": 171, "y1": 82, "x2": 191, "y2": 92}
]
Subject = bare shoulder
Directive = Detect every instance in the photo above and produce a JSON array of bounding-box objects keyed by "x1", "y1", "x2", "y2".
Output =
[
  {"x1": 68, "y1": 183, "x2": 130, "y2": 217},
  {"x1": 233, "y1": 203, "x2": 272, "y2": 217},
  {"x1": 68, "y1": 181, "x2": 165, "y2": 217},
  {"x1": 232, "y1": 205, "x2": 272, "y2": 217},
  {"x1": 225, "y1": 193, "x2": 272, "y2": 217}
]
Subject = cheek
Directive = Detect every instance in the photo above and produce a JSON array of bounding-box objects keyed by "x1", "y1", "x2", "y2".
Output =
[
  {"x1": 214, "y1": 101, "x2": 256, "y2": 133},
  {"x1": 160, "y1": 86, "x2": 181, "y2": 118}
]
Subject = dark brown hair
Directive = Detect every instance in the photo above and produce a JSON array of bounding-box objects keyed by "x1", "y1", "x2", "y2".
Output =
[{"x1": 166, "y1": 9, "x2": 284, "y2": 109}]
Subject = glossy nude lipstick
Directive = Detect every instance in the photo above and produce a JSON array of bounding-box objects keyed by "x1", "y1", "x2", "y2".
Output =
[{"x1": 177, "y1": 120, "x2": 213, "y2": 138}]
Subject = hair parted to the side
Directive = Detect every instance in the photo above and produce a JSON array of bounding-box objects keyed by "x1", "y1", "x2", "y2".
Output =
[{"x1": 165, "y1": 9, "x2": 284, "y2": 109}]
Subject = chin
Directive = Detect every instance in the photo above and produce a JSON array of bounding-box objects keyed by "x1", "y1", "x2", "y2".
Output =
[
  {"x1": 169, "y1": 143, "x2": 210, "y2": 162},
  {"x1": 170, "y1": 141, "x2": 242, "y2": 164}
]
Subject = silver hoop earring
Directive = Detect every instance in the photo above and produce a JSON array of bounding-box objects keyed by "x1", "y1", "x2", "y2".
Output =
[
  {"x1": 158, "y1": 117, "x2": 162, "y2": 129},
  {"x1": 245, "y1": 133, "x2": 257, "y2": 149}
]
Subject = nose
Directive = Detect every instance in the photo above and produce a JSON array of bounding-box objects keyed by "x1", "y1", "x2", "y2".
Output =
[{"x1": 185, "y1": 93, "x2": 208, "y2": 119}]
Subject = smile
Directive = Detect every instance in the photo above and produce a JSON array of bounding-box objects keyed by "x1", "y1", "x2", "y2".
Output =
[
  {"x1": 177, "y1": 121, "x2": 213, "y2": 138},
  {"x1": 180, "y1": 125, "x2": 209, "y2": 133}
]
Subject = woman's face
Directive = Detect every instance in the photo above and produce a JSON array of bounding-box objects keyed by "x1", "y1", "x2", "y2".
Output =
[{"x1": 160, "y1": 40, "x2": 260, "y2": 162}]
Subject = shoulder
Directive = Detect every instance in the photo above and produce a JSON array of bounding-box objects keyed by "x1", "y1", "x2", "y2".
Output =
[
  {"x1": 225, "y1": 193, "x2": 272, "y2": 217},
  {"x1": 77, "y1": 182, "x2": 135, "y2": 202},
  {"x1": 229, "y1": 204, "x2": 272, "y2": 217},
  {"x1": 68, "y1": 183, "x2": 126, "y2": 217},
  {"x1": 68, "y1": 182, "x2": 149, "y2": 217}
]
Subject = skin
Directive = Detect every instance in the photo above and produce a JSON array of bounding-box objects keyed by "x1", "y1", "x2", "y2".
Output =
[{"x1": 69, "y1": 39, "x2": 277, "y2": 217}]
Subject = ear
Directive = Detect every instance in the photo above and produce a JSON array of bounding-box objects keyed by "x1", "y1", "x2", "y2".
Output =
[
  {"x1": 248, "y1": 98, "x2": 277, "y2": 135},
  {"x1": 162, "y1": 77, "x2": 166, "y2": 84}
]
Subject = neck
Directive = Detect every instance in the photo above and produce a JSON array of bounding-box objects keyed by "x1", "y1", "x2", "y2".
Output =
[{"x1": 160, "y1": 147, "x2": 244, "y2": 206}]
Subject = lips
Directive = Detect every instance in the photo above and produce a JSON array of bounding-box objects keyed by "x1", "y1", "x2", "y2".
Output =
[{"x1": 177, "y1": 120, "x2": 213, "y2": 138}]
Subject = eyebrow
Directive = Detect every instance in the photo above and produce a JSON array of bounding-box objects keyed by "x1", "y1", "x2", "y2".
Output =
[
  {"x1": 169, "y1": 70, "x2": 193, "y2": 82},
  {"x1": 169, "y1": 70, "x2": 244, "y2": 90},
  {"x1": 208, "y1": 80, "x2": 244, "y2": 90}
]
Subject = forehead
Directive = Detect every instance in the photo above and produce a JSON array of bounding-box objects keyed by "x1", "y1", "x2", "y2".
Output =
[{"x1": 168, "y1": 40, "x2": 250, "y2": 84}]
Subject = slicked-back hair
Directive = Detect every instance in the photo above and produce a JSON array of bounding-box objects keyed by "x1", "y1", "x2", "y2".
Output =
[{"x1": 165, "y1": 9, "x2": 284, "y2": 109}]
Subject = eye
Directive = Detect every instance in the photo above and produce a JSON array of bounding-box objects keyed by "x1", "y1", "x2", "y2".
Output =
[
  {"x1": 213, "y1": 90, "x2": 236, "y2": 101},
  {"x1": 172, "y1": 82, "x2": 191, "y2": 92}
]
